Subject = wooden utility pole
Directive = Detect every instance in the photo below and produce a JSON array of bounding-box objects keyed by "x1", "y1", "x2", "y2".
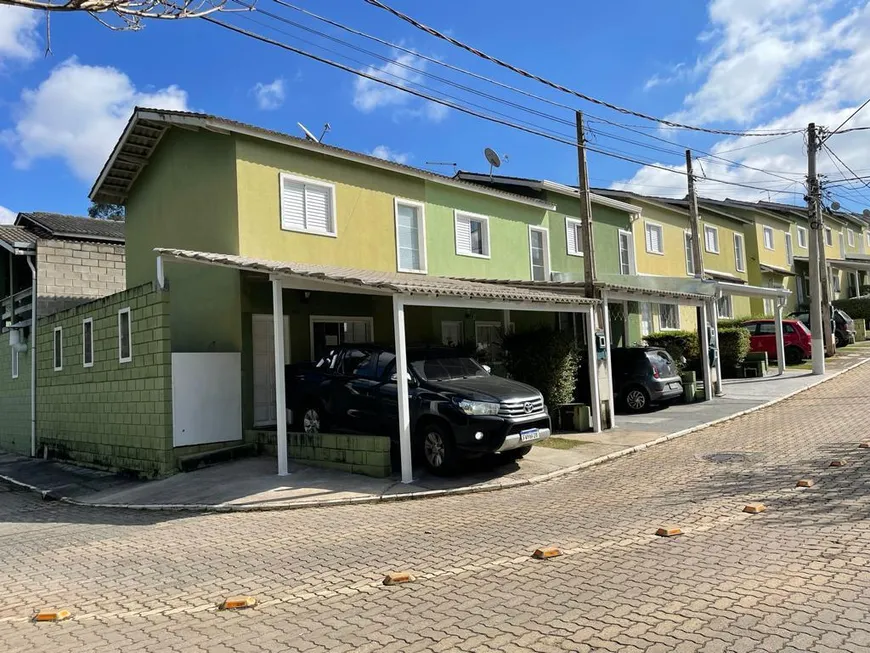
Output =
[
  {"x1": 576, "y1": 111, "x2": 596, "y2": 298},
  {"x1": 806, "y1": 123, "x2": 825, "y2": 374},
  {"x1": 685, "y1": 150, "x2": 705, "y2": 279}
]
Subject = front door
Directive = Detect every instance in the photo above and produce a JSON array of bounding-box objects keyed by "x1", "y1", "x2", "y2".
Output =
[
  {"x1": 609, "y1": 302, "x2": 627, "y2": 347},
  {"x1": 252, "y1": 314, "x2": 290, "y2": 427}
]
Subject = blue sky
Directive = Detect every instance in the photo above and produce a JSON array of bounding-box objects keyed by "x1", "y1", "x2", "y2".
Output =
[{"x1": 3, "y1": 0, "x2": 870, "y2": 222}]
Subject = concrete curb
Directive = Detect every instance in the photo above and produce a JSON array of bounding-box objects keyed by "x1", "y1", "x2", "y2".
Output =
[{"x1": 5, "y1": 358, "x2": 869, "y2": 513}]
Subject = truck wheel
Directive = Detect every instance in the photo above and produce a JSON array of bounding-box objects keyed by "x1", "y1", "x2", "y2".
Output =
[
  {"x1": 301, "y1": 404, "x2": 326, "y2": 434},
  {"x1": 504, "y1": 445, "x2": 533, "y2": 460},
  {"x1": 419, "y1": 423, "x2": 457, "y2": 476}
]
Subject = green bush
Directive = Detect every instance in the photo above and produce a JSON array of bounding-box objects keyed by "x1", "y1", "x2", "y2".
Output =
[
  {"x1": 501, "y1": 327, "x2": 579, "y2": 409},
  {"x1": 717, "y1": 326, "x2": 751, "y2": 369},
  {"x1": 717, "y1": 314, "x2": 770, "y2": 329},
  {"x1": 643, "y1": 330, "x2": 699, "y2": 368},
  {"x1": 833, "y1": 296, "x2": 870, "y2": 321}
]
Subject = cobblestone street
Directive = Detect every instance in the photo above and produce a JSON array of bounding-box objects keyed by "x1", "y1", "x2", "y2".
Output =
[{"x1": 3, "y1": 362, "x2": 870, "y2": 652}]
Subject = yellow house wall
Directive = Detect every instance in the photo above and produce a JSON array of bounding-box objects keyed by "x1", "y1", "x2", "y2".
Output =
[
  {"x1": 698, "y1": 213, "x2": 750, "y2": 282},
  {"x1": 633, "y1": 203, "x2": 690, "y2": 277}
]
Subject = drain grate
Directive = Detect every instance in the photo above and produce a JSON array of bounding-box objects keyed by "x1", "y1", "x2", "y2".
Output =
[{"x1": 697, "y1": 451, "x2": 757, "y2": 464}]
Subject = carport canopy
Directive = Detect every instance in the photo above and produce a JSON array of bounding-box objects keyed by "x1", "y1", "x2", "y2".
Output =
[{"x1": 154, "y1": 248, "x2": 601, "y2": 483}]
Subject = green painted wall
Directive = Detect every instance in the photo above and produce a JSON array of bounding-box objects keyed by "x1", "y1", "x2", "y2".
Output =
[
  {"x1": 125, "y1": 128, "x2": 242, "y2": 354},
  {"x1": 0, "y1": 337, "x2": 31, "y2": 455},
  {"x1": 36, "y1": 284, "x2": 173, "y2": 476}
]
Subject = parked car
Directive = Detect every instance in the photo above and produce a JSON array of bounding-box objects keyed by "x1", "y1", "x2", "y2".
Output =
[
  {"x1": 610, "y1": 347, "x2": 683, "y2": 413},
  {"x1": 285, "y1": 344, "x2": 551, "y2": 474},
  {"x1": 789, "y1": 308, "x2": 856, "y2": 347},
  {"x1": 742, "y1": 318, "x2": 811, "y2": 365}
]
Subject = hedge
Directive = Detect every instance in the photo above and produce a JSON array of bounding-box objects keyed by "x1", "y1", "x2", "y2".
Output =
[
  {"x1": 645, "y1": 326, "x2": 750, "y2": 371},
  {"x1": 643, "y1": 330, "x2": 699, "y2": 368},
  {"x1": 833, "y1": 296, "x2": 870, "y2": 321},
  {"x1": 717, "y1": 326, "x2": 751, "y2": 369},
  {"x1": 501, "y1": 327, "x2": 580, "y2": 409}
]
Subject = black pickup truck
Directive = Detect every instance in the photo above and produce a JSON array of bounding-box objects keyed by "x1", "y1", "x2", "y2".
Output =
[{"x1": 286, "y1": 344, "x2": 551, "y2": 474}]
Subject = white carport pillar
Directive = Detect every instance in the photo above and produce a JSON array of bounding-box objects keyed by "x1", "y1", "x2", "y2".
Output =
[
  {"x1": 392, "y1": 294, "x2": 414, "y2": 484},
  {"x1": 711, "y1": 298, "x2": 723, "y2": 396},
  {"x1": 600, "y1": 292, "x2": 615, "y2": 429},
  {"x1": 775, "y1": 300, "x2": 786, "y2": 376},
  {"x1": 700, "y1": 302, "x2": 713, "y2": 402},
  {"x1": 585, "y1": 309, "x2": 602, "y2": 433},
  {"x1": 271, "y1": 277, "x2": 289, "y2": 476}
]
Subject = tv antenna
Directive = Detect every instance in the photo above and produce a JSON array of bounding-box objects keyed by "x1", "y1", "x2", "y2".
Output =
[
  {"x1": 484, "y1": 147, "x2": 508, "y2": 180},
  {"x1": 319, "y1": 123, "x2": 331, "y2": 142},
  {"x1": 426, "y1": 161, "x2": 458, "y2": 174}
]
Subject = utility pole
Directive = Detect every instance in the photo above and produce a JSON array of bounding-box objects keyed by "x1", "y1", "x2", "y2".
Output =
[
  {"x1": 685, "y1": 150, "x2": 705, "y2": 279},
  {"x1": 576, "y1": 111, "x2": 597, "y2": 298},
  {"x1": 817, "y1": 203, "x2": 835, "y2": 356},
  {"x1": 806, "y1": 123, "x2": 825, "y2": 375}
]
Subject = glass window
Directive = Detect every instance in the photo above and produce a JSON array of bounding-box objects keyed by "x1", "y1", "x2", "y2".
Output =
[
  {"x1": 395, "y1": 201, "x2": 425, "y2": 272},
  {"x1": 645, "y1": 222, "x2": 664, "y2": 254},
  {"x1": 659, "y1": 304, "x2": 679, "y2": 330},
  {"x1": 529, "y1": 227, "x2": 549, "y2": 281},
  {"x1": 455, "y1": 212, "x2": 490, "y2": 257},
  {"x1": 441, "y1": 321, "x2": 463, "y2": 346},
  {"x1": 684, "y1": 232, "x2": 695, "y2": 275},
  {"x1": 53, "y1": 327, "x2": 63, "y2": 371},
  {"x1": 704, "y1": 225, "x2": 719, "y2": 253},
  {"x1": 717, "y1": 295, "x2": 733, "y2": 318},
  {"x1": 566, "y1": 218, "x2": 584, "y2": 256},
  {"x1": 758, "y1": 322, "x2": 776, "y2": 335},
  {"x1": 641, "y1": 302, "x2": 653, "y2": 337},
  {"x1": 337, "y1": 348, "x2": 368, "y2": 376},
  {"x1": 734, "y1": 233, "x2": 745, "y2": 272},
  {"x1": 618, "y1": 230, "x2": 632, "y2": 275},
  {"x1": 785, "y1": 233, "x2": 794, "y2": 265},
  {"x1": 763, "y1": 226, "x2": 775, "y2": 250},
  {"x1": 11, "y1": 347, "x2": 18, "y2": 379},
  {"x1": 848, "y1": 229, "x2": 855, "y2": 247},
  {"x1": 83, "y1": 318, "x2": 94, "y2": 368},
  {"x1": 118, "y1": 308, "x2": 132, "y2": 363},
  {"x1": 783, "y1": 323, "x2": 796, "y2": 334},
  {"x1": 797, "y1": 227, "x2": 808, "y2": 249},
  {"x1": 280, "y1": 174, "x2": 337, "y2": 236},
  {"x1": 825, "y1": 227, "x2": 833, "y2": 247},
  {"x1": 833, "y1": 274, "x2": 841, "y2": 293}
]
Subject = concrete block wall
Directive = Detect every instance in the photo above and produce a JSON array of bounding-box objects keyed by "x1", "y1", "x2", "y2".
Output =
[
  {"x1": 37, "y1": 239, "x2": 126, "y2": 316},
  {"x1": 0, "y1": 342, "x2": 32, "y2": 455},
  {"x1": 36, "y1": 283, "x2": 174, "y2": 477},
  {"x1": 247, "y1": 430, "x2": 392, "y2": 478}
]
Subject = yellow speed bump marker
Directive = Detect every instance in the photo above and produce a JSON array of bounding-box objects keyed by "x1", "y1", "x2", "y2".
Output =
[
  {"x1": 743, "y1": 503, "x2": 766, "y2": 514},
  {"x1": 796, "y1": 479, "x2": 814, "y2": 488},
  {"x1": 383, "y1": 572, "x2": 415, "y2": 586},
  {"x1": 830, "y1": 460, "x2": 847, "y2": 467},
  {"x1": 219, "y1": 596, "x2": 257, "y2": 610},
  {"x1": 32, "y1": 610, "x2": 71, "y2": 623},
  {"x1": 532, "y1": 547, "x2": 562, "y2": 560},
  {"x1": 655, "y1": 526, "x2": 682, "y2": 537}
]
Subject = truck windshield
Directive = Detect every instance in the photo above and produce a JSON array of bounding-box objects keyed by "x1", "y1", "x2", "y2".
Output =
[{"x1": 411, "y1": 356, "x2": 489, "y2": 381}]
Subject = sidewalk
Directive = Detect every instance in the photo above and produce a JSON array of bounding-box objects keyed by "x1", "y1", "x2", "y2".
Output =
[{"x1": 2, "y1": 356, "x2": 867, "y2": 511}]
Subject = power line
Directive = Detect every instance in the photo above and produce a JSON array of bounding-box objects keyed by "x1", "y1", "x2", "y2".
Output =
[
  {"x1": 823, "y1": 144, "x2": 870, "y2": 192},
  {"x1": 202, "y1": 16, "x2": 803, "y2": 196},
  {"x1": 362, "y1": 0, "x2": 805, "y2": 138},
  {"x1": 821, "y1": 145, "x2": 870, "y2": 206},
  {"x1": 821, "y1": 97, "x2": 870, "y2": 144}
]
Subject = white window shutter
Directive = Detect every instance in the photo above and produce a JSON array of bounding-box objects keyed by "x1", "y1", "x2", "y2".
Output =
[
  {"x1": 566, "y1": 219, "x2": 577, "y2": 254},
  {"x1": 281, "y1": 179, "x2": 306, "y2": 231},
  {"x1": 455, "y1": 214, "x2": 472, "y2": 253},
  {"x1": 305, "y1": 184, "x2": 332, "y2": 234}
]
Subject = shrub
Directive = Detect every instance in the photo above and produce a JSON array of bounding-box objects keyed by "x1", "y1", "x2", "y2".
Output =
[
  {"x1": 501, "y1": 327, "x2": 579, "y2": 409},
  {"x1": 717, "y1": 326, "x2": 751, "y2": 369},
  {"x1": 834, "y1": 296, "x2": 870, "y2": 321},
  {"x1": 718, "y1": 314, "x2": 770, "y2": 329},
  {"x1": 643, "y1": 330, "x2": 699, "y2": 369}
]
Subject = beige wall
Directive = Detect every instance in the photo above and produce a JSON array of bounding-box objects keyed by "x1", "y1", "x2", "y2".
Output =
[{"x1": 37, "y1": 239, "x2": 126, "y2": 316}]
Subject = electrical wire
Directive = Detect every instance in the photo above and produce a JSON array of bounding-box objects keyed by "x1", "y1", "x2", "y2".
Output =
[
  {"x1": 202, "y1": 16, "x2": 804, "y2": 196},
  {"x1": 821, "y1": 97, "x2": 870, "y2": 144},
  {"x1": 362, "y1": 0, "x2": 805, "y2": 137},
  {"x1": 822, "y1": 146, "x2": 870, "y2": 206},
  {"x1": 823, "y1": 144, "x2": 870, "y2": 192}
]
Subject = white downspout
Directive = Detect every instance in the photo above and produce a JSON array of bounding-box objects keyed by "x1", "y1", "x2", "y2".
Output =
[{"x1": 26, "y1": 255, "x2": 36, "y2": 458}]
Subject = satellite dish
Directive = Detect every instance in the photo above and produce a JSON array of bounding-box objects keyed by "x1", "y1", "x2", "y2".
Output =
[
  {"x1": 831, "y1": 201, "x2": 841, "y2": 211},
  {"x1": 864, "y1": 209, "x2": 870, "y2": 218},
  {"x1": 484, "y1": 147, "x2": 502, "y2": 180},
  {"x1": 297, "y1": 122, "x2": 320, "y2": 143}
]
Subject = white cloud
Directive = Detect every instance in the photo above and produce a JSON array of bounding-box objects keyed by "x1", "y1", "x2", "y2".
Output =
[
  {"x1": 252, "y1": 78, "x2": 285, "y2": 110},
  {"x1": 614, "y1": 0, "x2": 870, "y2": 209},
  {"x1": 0, "y1": 205, "x2": 16, "y2": 224},
  {"x1": 2, "y1": 57, "x2": 189, "y2": 182},
  {"x1": 353, "y1": 51, "x2": 449, "y2": 122},
  {"x1": 0, "y1": 6, "x2": 40, "y2": 63},
  {"x1": 370, "y1": 145, "x2": 410, "y2": 164}
]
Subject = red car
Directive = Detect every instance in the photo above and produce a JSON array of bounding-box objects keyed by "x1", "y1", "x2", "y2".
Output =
[{"x1": 742, "y1": 319, "x2": 812, "y2": 365}]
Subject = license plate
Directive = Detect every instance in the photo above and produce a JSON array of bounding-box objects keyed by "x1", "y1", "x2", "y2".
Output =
[
  {"x1": 520, "y1": 428, "x2": 539, "y2": 442},
  {"x1": 669, "y1": 382, "x2": 682, "y2": 390}
]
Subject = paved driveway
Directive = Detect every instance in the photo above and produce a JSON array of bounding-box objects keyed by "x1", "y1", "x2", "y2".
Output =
[{"x1": 3, "y1": 363, "x2": 870, "y2": 652}]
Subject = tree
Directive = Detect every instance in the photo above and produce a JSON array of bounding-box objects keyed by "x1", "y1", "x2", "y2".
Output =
[
  {"x1": 0, "y1": 0, "x2": 236, "y2": 30},
  {"x1": 88, "y1": 202, "x2": 125, "y2": 221}
]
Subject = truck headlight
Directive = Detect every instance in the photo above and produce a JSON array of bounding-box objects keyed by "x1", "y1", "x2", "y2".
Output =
[{"x1": 454, "y1": 398, "x2": 500, "y2": 416}]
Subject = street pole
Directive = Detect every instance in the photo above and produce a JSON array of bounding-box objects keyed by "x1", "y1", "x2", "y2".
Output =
[
  {"x1": 807, "y1": 123, "x2": 825, "y2": 375},
  {"x1": 817, "y1": 206, "x2": 835, "y2": 356},
  {"x1": 576, "y1": 111, "x2": 597, "y2": 299},
  {"x1": 686, "y1": 150, "x2": 705, "y2": 280}
]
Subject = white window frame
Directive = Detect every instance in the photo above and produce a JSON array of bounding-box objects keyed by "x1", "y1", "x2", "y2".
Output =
[
  {"x1": 441, "y1": 320, "x2": 464, "y2": 346},
  {"x1": 797, "y1": 226, "x2": 808, "y2": 249},
  {"x1": 684, "y1": 230, "x2": 695, "y2": 276},
  {"x1": 644, "y1": 221, "x2": 664, "y2": 255},
  {"x1": 565, "y1": 217, "x2": 584, "y2": 257},
  {"x1": 848, "y1": 229, "x2": 855, "y2": 248},
  {"x1": 833, "y1": 273, "x2": 841, "y2": 293},
  {"x1": 454, "y1": 210, "x2": 491, "y2": 259},
  {"x1": 717, "y1": 294, "x2": 733, "y2": 319},
  {"x1": 733, "y1": 233, "x2": 745, "y2": 272},
  {"x1": 763, "y1": 225, "x2": 775, "y2": 250},
  {"x1": 658, "y1": 303, "x2": 681, "y2": 331},
  {"x1": 785, "y1": 232, "x2": 794, "y2": 265},
  {"x1": 703, "y1": 224, "x2": 720, "y2": 254},
  {"x1": 839, "y1": 232, "x2": 846, "y2": 258},
  {"x1": 617, "y1": 228, "x2": 635, "y2": 275},
  {"x1": 866, "y1": 232, "x2": 870, "y2": 249},
  {"x1": 528, "y1": 225, "x2": 551, "y2": 281},
  {"x1": 53, "y1": 326, "x2": 63, "y2": 371},
  {"x1": 82, "y1": 317, "x2": 94, "y2": 368},
  {"x1": 278, "y1": 172, "x2": 338, "y2": 238},
  {"x1": 825, "y1": 227, "x2": 833, "y2": 247},
  {"x1": 308, "y1": 316, "x2": 375, "y2": 359},
  {"x1": 118, "y1": 307, "x2": 132, "y2": 364},
  {"x1": 11, "y1": 346, "x2": 18, "y2": 379},
  {"x1": 393, "y1": 197, "x2": 427, "y2": 274}
]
